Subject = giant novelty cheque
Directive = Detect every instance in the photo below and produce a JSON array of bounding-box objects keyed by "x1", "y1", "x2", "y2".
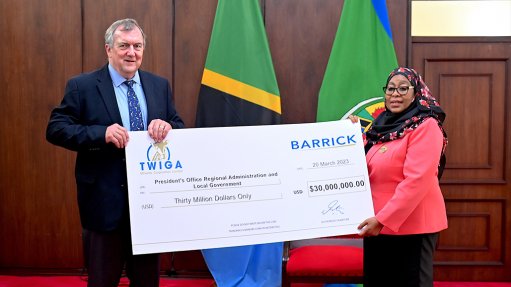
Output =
[{"x1": 125, "y1": 120, "x2": 374, "y2": 254}]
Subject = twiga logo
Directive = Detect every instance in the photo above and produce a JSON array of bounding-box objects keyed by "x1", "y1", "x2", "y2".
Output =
[{"x1": 139, "y1": 140, "x2": 183, "y2": 171}]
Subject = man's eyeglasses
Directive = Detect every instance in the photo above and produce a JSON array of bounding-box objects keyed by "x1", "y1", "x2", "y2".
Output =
[
  {"x1": 383, "y1": 86, "x2": 414, "y2": 96},
  {"x1": 117, "y1": 42, "x2": 144, "y2": 51}
]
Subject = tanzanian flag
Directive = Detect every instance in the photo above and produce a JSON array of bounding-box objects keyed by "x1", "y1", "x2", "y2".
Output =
[
  {"x1": 195, "y1": 0, "x2": 281, "y2": 127},
  {"x1": 196, "y1": 0, "x2": 283, "y2": 286},
  {"x1": 317, "y1": 0, "x2": 398, "y2": 132}
]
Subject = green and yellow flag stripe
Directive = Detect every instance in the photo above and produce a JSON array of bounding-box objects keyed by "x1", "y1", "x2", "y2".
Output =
[{"x1": 201, "y1": 68, "x2": 281, "y2": 114}]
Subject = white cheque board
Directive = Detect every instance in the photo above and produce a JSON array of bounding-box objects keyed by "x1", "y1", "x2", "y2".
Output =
[{"x1": 125, "y1": 120, "x2": 374, "y2": 254}]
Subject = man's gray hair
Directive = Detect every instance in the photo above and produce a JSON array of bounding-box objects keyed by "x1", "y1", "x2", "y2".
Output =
[{"x1": 105, "y1": 18, "x2": 146, "y2": 47}]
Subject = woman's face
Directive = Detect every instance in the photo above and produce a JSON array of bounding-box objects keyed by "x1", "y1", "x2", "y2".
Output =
[{"x1": 384, "y1": 74, "x2": 416, "y2": 114}]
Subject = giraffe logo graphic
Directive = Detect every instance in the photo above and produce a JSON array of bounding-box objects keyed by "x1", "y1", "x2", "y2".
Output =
[
  {"x1": 139, "y1": 140, "x2": 183, "y2": 171},
  {"x1": 151, "y1": 140, "x2": 169, "y2": 161}
]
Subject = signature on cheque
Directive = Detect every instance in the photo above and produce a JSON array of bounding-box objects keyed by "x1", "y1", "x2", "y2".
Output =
[{"x1": 322, "y1": 200, "x2": 344, "y2": 215}]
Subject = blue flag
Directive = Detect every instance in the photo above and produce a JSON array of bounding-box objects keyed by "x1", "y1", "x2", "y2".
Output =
[{"x1": 202, "y1": 244, "x2": 283, "y2": 286}]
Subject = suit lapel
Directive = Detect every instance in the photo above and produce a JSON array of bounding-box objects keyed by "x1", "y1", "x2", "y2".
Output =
[
  {"x1": 139, "y1": 70, "x2": 157, "y2": 123},
  {"x1": 96, "y1": 65, "x2": 123, "y2": 125}
]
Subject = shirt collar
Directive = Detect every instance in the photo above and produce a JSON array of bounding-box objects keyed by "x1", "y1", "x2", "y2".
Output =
[{"x1": 108, "y1": 64, "x2": 141, "y2": 87}]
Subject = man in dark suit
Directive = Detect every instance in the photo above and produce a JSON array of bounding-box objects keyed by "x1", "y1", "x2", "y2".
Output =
[{"x1": 46, "y1": 18, "x2": 184, "y2": 287}]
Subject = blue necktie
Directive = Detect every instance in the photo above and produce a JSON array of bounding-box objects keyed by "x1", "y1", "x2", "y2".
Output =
[{"x1": 124, "y1": 80, "x2": 144, "y2": 131}]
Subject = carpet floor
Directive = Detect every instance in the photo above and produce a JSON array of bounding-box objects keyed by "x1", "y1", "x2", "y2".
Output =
[{"x1": 0, "y1": 276, "x2": 510, "y2": 287}]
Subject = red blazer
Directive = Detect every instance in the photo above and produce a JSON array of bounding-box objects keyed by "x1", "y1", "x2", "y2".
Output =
[{"x1": 366, "y1": 118, "x2": 448, "y2": 235}]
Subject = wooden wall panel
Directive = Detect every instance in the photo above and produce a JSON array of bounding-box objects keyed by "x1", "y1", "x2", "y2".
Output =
[
  {"x1": 266, "y1": 0, "x2": 342, "y2": 124},
  {"x1": 434, "y1": 199, "x2": 507, "y2": 281},
  {"x1": 173, "y1": 0, "x2": 217, "y2": 128},
  {"x1": 387, "y1": 0, "x2": 409, "y2": 66},
  {"x1": 0, "y1": 0, "x2": 83, "y2": 269},
  {"x1": 424, "y1": 60, "x2": 505, "y2": 184},
  {"x1": 412, "y1": 41, "x2": 511, "y2": 281},
  {"x1": 437, "y1": 200, "x2": 505, "y2": 264}
]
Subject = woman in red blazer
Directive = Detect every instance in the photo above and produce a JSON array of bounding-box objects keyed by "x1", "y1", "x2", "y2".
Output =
[{"x1": 355, "y1": 67, "x2": 448, "y2": 287}]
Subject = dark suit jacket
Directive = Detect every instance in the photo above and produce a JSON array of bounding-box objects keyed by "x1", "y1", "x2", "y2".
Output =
[{"x1": 47, "y1": 64, "x2": 184, "y2": 232}]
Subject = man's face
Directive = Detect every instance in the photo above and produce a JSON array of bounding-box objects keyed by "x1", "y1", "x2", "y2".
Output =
[{"x1": 106, "y1": 26, "x2": 144, "y2": 79}]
